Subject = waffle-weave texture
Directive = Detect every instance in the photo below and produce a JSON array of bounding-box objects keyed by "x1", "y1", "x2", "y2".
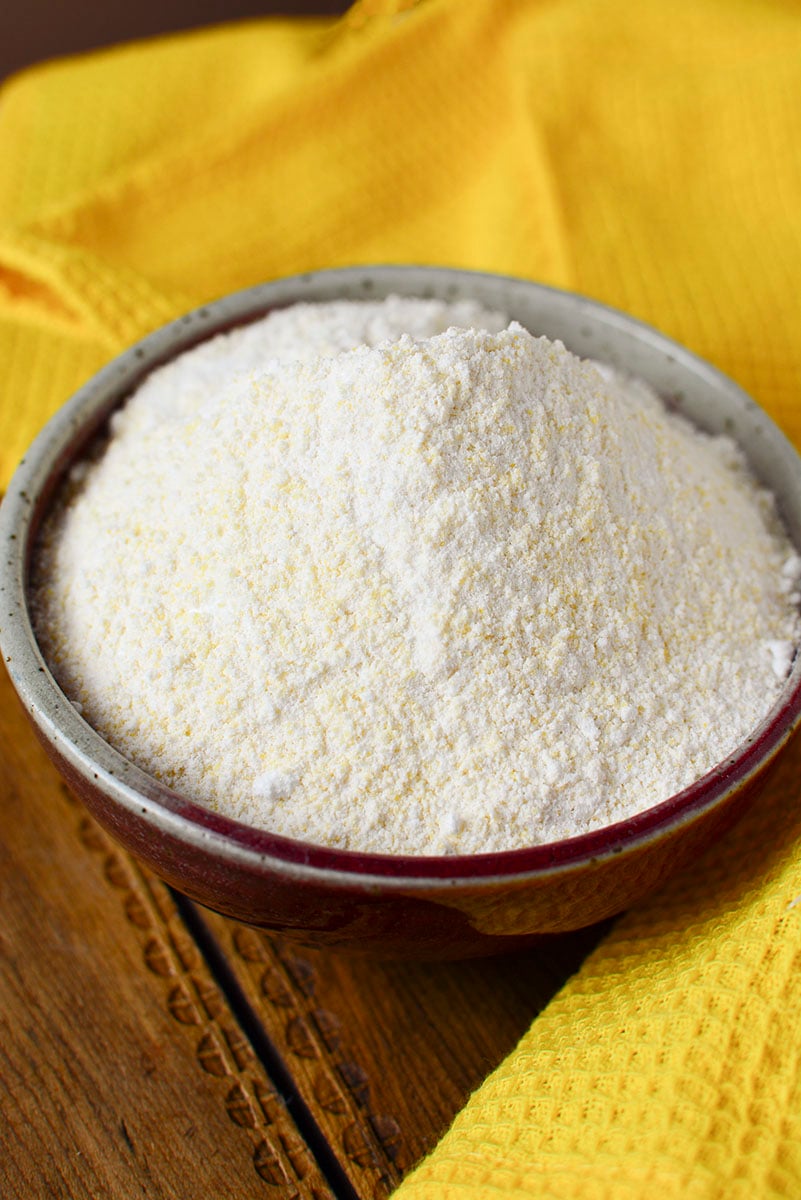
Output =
[{"x1": 1, "y1": 2, "x2": 800, "y2": 1196}]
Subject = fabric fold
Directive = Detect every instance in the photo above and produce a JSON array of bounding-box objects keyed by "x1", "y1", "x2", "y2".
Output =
[{"x1": 0, "y1": 229, "x2": 187, "y2": 345}]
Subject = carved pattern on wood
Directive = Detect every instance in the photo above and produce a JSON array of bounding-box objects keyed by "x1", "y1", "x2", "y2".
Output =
[
  {"x1": 69, "y1": 799, "x2": 331, "y2": 1199},
  {"x1": 228, "y1": 925, "x2": 405, "y2": 1197}
]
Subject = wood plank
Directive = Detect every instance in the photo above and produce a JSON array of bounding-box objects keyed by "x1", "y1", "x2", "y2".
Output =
[
  {"x1": 203, "y1": 909, "x2": 605, "y2": 1192},
  {"x1": 0, "y1": 668, "x2": 333, "y2": 1200},
  {"x1": 0, "y1": 2, "x2": 348, "y2": 83}
]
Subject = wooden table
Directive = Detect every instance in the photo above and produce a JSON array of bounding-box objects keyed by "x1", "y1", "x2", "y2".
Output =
[
  {"x1": 0, "y1": 1, "x2": 347, "y2": 82},
  {"x1": 0, "y1": 660, "x2": 605, "y2": 1197}
]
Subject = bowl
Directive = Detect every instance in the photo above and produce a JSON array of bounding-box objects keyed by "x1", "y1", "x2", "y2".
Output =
[{"x1": 2, "y1": 265, "x2": 800, "y2": 959}]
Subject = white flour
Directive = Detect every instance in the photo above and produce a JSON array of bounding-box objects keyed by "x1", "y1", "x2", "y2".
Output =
[{"x1": 33, "y1": 298, "x2": 801, "y2": 854}]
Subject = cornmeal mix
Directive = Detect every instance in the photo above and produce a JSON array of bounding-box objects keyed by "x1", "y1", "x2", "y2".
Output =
[{"x1": 32, "y1": 298, "x2": 801, "y2": 854}]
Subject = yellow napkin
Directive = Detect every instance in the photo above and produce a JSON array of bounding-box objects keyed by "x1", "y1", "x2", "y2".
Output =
[{"x1": 2, "y1": 1, "x2": 800, "y2": 1195}]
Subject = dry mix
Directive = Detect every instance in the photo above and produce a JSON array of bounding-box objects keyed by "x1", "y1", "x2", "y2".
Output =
[{"x1": 33, "y1": 297, "x2": 801, "y2": 854}]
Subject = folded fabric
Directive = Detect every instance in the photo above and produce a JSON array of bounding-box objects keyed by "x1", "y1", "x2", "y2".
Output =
[{"x1": 1, "y1": 1, "x2": 800, "y2": 1196}]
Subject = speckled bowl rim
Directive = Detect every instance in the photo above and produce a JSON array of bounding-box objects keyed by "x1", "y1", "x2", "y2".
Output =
[{"x1": 1, "y1": 265, "x2": 800, "y2": 889}]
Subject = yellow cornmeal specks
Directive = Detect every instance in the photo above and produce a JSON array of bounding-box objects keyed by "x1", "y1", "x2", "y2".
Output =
[{"x1": 32, "y1": 298, "x2": 801, "y2": 855}]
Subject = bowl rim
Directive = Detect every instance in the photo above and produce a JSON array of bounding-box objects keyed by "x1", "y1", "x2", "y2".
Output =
[{"x1": 2, "y1": 264, "x2": 800, "y2": 890}]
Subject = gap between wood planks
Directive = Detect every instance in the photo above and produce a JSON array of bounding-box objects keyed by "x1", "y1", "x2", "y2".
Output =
[{"x1": 171, "y1": 889, "x2": 362, "y2": 1200}]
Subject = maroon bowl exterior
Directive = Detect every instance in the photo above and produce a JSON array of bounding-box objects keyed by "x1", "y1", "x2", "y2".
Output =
[{"x1": 32, "y1": 707, "x2": 784, "y2": 959}]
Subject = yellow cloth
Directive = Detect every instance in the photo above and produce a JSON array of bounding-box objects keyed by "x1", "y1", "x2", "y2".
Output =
[{"x1": 2, "y1": 1, "x2": 800, "y2": 1195}]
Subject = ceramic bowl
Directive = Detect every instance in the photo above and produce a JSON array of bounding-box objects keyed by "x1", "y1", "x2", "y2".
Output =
[{"x1": 2, "y1": 266, "x2": 800, "y2": 959}]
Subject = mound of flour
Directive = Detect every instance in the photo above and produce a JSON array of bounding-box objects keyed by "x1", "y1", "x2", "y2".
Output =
[{"x1": 33, "y1": 298, "x2": 801, "y2": 854}]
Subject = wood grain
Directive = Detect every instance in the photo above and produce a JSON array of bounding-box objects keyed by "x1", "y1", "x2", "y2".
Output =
[
  {"x1": 0, "y1": 668, "x2": 332, "y2": 1199},
  {"x1": 203, "y1": 909, "x2": 605, "y2": 1193}
]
